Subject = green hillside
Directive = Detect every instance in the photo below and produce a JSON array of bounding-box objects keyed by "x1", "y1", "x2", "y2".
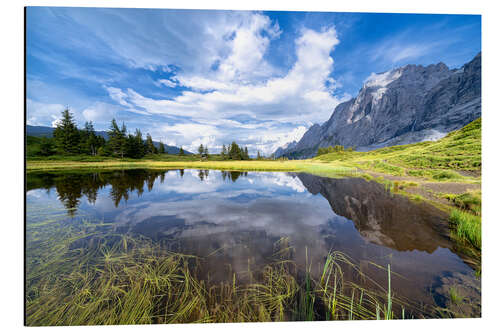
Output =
[{"x1": 314, "y1": 118, "x2": 481, "y2": 179}]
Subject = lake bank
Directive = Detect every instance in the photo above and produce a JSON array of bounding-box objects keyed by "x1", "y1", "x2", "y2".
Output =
[{"x1": 26, "y1": 158, "x2": 481, "y2": 205}]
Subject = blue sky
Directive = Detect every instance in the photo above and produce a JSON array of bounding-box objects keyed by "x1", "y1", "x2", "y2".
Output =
[{"x1": 26, "y1": 7, "x2": 481, "y2": 155}]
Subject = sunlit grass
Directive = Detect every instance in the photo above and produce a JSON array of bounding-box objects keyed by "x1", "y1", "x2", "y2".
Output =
[
  {"x1": 449, "y1": 209, "x2": 481, "y2": 249},
  {"x1": 443, "y1": 190, "x2": 481, "y2": 216},
  {"x1": 26, "y1": 159, "x2": 358, "y2": 178},
  {"x1": 314, "y1": 118, "x2": 481, "y2": 181}
]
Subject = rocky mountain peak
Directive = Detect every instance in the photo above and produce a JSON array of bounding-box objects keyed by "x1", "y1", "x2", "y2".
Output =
[{"x1": 274, "y1": 53, "x2": 481, "y2": 158}]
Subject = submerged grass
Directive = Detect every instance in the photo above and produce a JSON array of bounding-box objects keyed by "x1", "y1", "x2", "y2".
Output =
[{"x1": 26, "y1": 218, "x2": 422, "y2": 326}]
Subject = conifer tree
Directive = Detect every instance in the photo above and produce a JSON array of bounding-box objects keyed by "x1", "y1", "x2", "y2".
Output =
[
  {"x1": 198, "y1": 144, "x2": 204, "y2": 157},
  {"x1": 221, "y1": 144, "x2": 227, "y2": 159},
  {"x1": 53, "y1": 108, "x2": 80, "y2": 154},
  {"x1": 146, "y1": 133, "x2": 156, "y2": 154},
  {"x1": 159, "y1": 141, "x2": 165, "y2": 154},
  {"x1": 135, "y1": 129, "x2": 145, "y2": 157},
  {"x1": 229, "y1": 141, "x2": 240, "y2": 160},
  {"x1": 81, "y1": 121, "x2": 99, "y2": 156},
  {"x1": 179, "y1": 147, "x2": 185, "y2": 156},
  {"x1": 107, "y1": 119, "x2": 126, "y2": 158}
]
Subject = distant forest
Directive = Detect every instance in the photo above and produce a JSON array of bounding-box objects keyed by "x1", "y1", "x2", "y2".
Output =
[{"x1": 27, "y1": 109, "x2": 258, "y2": 160}]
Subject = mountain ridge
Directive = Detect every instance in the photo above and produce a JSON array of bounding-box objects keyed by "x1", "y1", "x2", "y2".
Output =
[{"x1": 275, "y1": 53, "x2": 481, "y2": 158}]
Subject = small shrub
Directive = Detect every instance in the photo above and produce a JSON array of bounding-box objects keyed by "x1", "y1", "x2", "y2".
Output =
[
  {"x1": 431, "y1": 170, "x2": 462, "y2": 180},
  {"x1": 407, "y1": 170, "x2": 427, "y2": 178}
]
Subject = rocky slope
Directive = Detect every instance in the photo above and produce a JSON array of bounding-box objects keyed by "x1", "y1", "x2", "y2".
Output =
[{"x1": 276, "y1": 53, "x2": 481, "y2": 158}]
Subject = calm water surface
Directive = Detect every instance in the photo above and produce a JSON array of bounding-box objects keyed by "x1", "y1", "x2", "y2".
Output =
[{"x1": 26, "y1": 169, "x2": 480, "y2": 316}]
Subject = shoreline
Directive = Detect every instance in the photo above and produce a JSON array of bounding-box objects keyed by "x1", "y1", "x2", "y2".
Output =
[{"x1": 26, "y1": 159, "x2": 481, "y2": 211}]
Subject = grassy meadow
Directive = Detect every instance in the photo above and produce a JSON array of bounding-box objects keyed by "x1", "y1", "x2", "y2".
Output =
[{"x1": 314, "y1": 118, "x2": 481, "y2": 180}]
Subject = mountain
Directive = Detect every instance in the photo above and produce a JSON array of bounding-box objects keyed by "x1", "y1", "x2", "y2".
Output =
[
  {"x1": 276, "y1": 53, "x2": 481, "y2": 159},
  {"x1": 26, "y1": 125, "x2": 192, "y2": 155},
  {"x1": 296, "y1": 173, "x2": 450, "y2": 252},
  {"x1": 26, "y1": 125, "x2": 109, "y2": 140},
  {"x1": 273, "y1": 140, "x2": 297, "y2": 158}
]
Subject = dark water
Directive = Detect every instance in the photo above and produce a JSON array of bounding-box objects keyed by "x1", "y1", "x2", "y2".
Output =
[{"x1": 26, "y1": 169, "x2": 480, "y2": 316}]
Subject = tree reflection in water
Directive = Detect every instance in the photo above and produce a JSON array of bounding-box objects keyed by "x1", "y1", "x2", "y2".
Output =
[{"x1": 27, "y1": 169, "x2": 248, "y2": 215}]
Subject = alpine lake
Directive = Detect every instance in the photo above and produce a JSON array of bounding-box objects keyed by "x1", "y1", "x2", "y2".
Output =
[{"x1": 25, "y1": 169, "x2": 481, "y2": 325}]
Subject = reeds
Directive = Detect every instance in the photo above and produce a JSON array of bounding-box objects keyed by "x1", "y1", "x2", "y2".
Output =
[
  {"x1": 28, "y1": 211, "x2": 444, "y2": 326},
  {"x1": 27, "y1": 227, "x2": 417, "y2": 326}
]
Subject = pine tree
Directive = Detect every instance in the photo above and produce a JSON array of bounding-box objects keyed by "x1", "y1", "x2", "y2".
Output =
[
  {"x1": 243, "y1": 147, "x2": 249, "y2": 160},
  {"x1": 198, "y1": 144, "x2": 204, "y2": 157},
  {"x1": 229, "y1": 141, "x2": 240, "y2": 160},
  {"x1": 146, "y1": 133, "x2": 156, "y2": 154},
  {"x1": 204, "y1": 146, "x2": 208, "y2": 158},
  {"x1": 124, "y1": 134, "x2": 136, "y2": 158},
  {"x1": 107, "y1": 119, "x2": 126, "y2": 158},
  {"x1": 82, "y1": 121, "x2": 99, "y2": 156},
  {"x1": 53, "y1": 108, "x2": 80, "y2": 154},
  {"x1": 159, "y1": 141, "x2": 165, "y2": 154},
  {"x1": 221, "y1": 144, "x2": 227, "y2": 160},
  {"x1": 257, "y1": 151, "x2": 261, "y2": 160},
  {"x1": 119, "y1": 122, "x2": 127, "y2": 158},
  {"x1": 179, "y1": 147, "x2": 185, "y2": 156},
  {"x1": 123, "y1": 128, "x2": 145, "y2": 159},
  {"x1": 135, "y1": 129, "x2": 145, "y2": 158}
]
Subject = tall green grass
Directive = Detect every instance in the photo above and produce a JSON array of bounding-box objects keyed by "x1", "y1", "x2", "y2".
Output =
[
  {"x1": 444, "y1": 191, "x2": 481, "y2": 216},
  {"x1": 449, "y1": 209, "x2": 481, "y2": 249}
]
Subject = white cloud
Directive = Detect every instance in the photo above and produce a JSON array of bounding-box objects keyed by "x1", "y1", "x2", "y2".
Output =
[
  {"x1": 214, "y1": 13, "x2": 281, "y2": 83},
  {"x1": 156, "y1": 79, "x2": 177, "y2": 88},
  {"x1": 367, "y1": 25, "x2": 458, "y2": 66},
  {"x1": 106, "y1": 86, "x2": 131, "y2": 107},
  {"x1": 259, "y1": 173, "x2": 307, "y2": 193},
  {"x1": 371, "y1": 43, "x2": 435, "y2": 64},
  {"x1": 250, "y1": 126, "x2": 308, "y2": 155},
  {"x1": 153, "y1": 123, "x2": 220, "y2": 153},
  {"x1": 175, "y1": 76, "x2": 234, "y2": 92},
  {"x1": 103, "y1": 26, "x2": 344, "y2": 154},
  {"x1": 82, "y1": 102, "x2": 119, "y2": 123},
  {"x1": 26, "y1": 99, "x2": 65, "y2": 127}
]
